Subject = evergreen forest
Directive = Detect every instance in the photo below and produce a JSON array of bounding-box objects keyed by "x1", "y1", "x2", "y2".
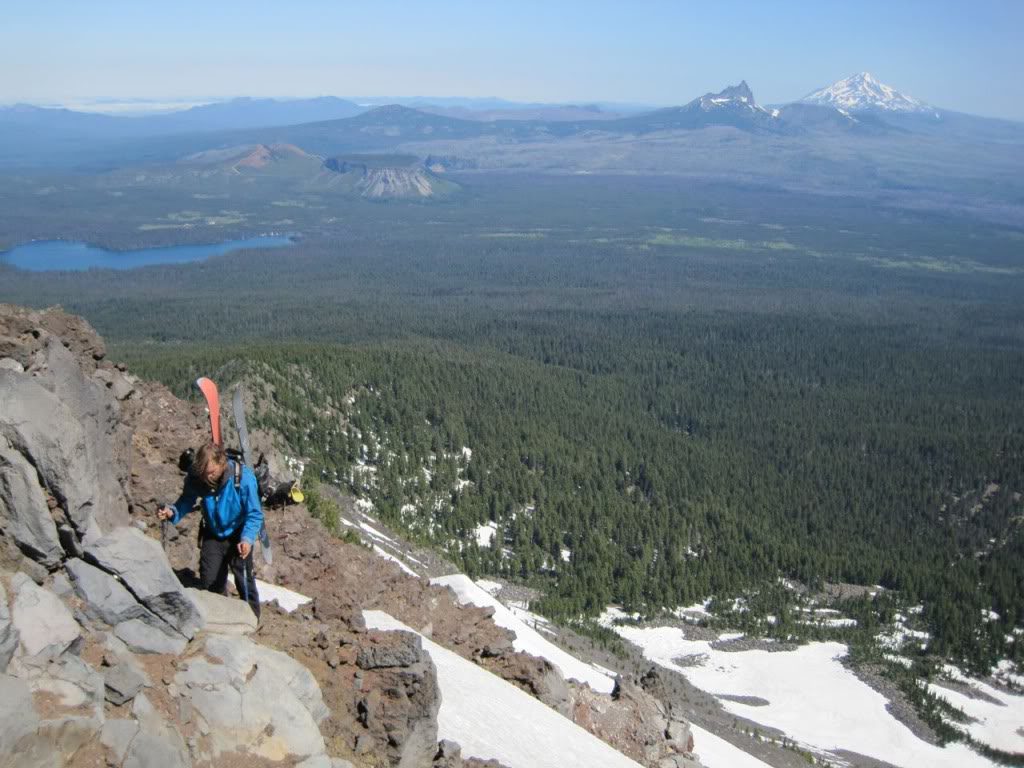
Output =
[{"x1": 2, "y1": 173, "x2": 1022, "y2": 681}]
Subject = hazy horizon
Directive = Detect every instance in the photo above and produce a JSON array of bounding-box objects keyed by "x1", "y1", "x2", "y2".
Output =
[{"x1": 4, "y1": 0, "x2": 1023, "y2": 121}]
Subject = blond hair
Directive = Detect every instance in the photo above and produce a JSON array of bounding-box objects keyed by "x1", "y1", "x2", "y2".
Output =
[{"x1": 191, "y1": 442, "x2": 227, "y2": 479}]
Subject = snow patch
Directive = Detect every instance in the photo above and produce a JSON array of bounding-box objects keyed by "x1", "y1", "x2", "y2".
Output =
[
  {"x1": 255, "y1": 580, "x2": 311, "y2": 612},
  {"x1": 613, "y1": 624, "x2": 992, "y2": 768},
  {"x1": 476, "y1": 579, "x2": 503, "y2": 596},
  {"x1": 432, "y1": 575, "x2": 615, "y2": 693},
  {"x1": 475, "y1": 521, "x2": 497, "y2": 547},
  {"x1": 674, "y1": 600, "x2": 713, "y2": 619},
  {"x1": 372, "y1": 545, "x2": 419, "y2": 577},
  {"x1": 994, "y1": 659, "x2": 1024, "y2": 688},
  {"x1": 363, "y1": 611, "x2": 641, "y2": 768},
  {"x1": 360, "y1": 521, "x2": 396, "y2": 544},
  {"x1": 599, "y1": 606, "x2": 641, "y2": 626},
  {"x1": 689, "y1": 723, "x2": 773, "y2": 768},
  {"x1": 930, "y1": 674, "x2": 1024, "y2": 754}
]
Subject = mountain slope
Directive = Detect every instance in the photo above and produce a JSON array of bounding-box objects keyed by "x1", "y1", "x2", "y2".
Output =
[{"x1": 0, "y1": 303, "x2": 708, "y2": 768}]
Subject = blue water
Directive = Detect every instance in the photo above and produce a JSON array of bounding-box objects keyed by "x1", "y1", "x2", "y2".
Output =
[{"x1": 0, "y1": 235, "x2": 295, "y2": 272}]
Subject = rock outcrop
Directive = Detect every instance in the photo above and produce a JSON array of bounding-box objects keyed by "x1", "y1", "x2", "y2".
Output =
[
  {"x1": 84, "y1": 526, "x2": 202, "y2": 639},
  {"x1": 0, "y1": 305, "x2": 465, "y2": 768},
  {"x1": 9, "y1": 571, "x2": 82, "y2": 657},
  {"x1": 571, "y1": 671, "x2": 698, "y2": 767}
]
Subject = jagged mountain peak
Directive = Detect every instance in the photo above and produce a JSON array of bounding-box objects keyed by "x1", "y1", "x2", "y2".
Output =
[
  {"x1": 801, "y1": 72, "x2": 936, "y2": 115},
  {"x1": 715, "y1": 80, "x2": 755, "y2": 104},
  {"x1": 694, "y1": 81, "x2": 776, "y2": 118}
]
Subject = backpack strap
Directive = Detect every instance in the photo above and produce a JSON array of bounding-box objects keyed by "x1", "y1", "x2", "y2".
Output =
[{"x1": 233, "y1": 460, "x2": 242, "y2": 491}]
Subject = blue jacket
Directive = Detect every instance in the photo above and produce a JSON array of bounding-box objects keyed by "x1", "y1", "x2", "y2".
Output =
[{"x1": 169, "y1": 460, "x2": 264, "y2": 543}]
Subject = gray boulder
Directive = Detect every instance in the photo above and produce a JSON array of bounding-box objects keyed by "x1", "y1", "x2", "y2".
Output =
[
  {"x1": 84, "y1": 527, "x2": 203, "y2": 639},
  {"x1": 114, "y1": 619, "x2": 187, "y2": 656},
  {"x1": 433, "y1": 739, "x2": 463, "y2": 768},
  {"x1": 10, "y1": 572, "x2": 81, "y2": 657},
  {"x1": 666, "y1": 718, "x2": 694, "y2": 752},
  {"x1": 186, "y1": 587, "x2": 257, "y2": 635},
  {"x1": 35, "y1": 340, "x2": 130, "y2": 533},
  {"x1": 100, "y1": 718, "x2": 141, "y2": 764},
  {"x1": 49, "y1": 571, "x2": 73, "y2": 597},
  {"x1": 18, "y1": 652, "x2": 105, "y2": 719},
  {"x1": 0, "y1": 436, "x2": 64, "y2": 568},
  {"x1": 123, "y1": 725, "x2": 190, "y2": 768},
  {"x1": 203, "y1": 633, "x2": 329, "y2": 723},
  {"x1": 66, "y1": 557, "x2": 147, "y2": 626},
  {"x1": 8, "y1": 653, "x2": 106, "y2": 766},
  {"x1": 122, "y1": 693, "x2": 190, "y2": 768},
  {"x1": 0, "y1": 674, "x2": 38, "y2": 759},
  {"x1": 176, "y1": 633, "x2": 329, "y2": 762},
  {"x1": 0, "y1": 579, "x2": 17, "y2": 672},
  {"x1": 103, "y1": 652, "x2": 151, "y2": 706},
  {"x1": 0, "y1": 370, "x2": 103, "y2": 543},
  {"x1": 92, "y1": 367, "x2": 135, "y2": 402}
]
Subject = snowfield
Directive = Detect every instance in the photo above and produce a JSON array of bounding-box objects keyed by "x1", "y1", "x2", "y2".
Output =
[
  {"x1": 929, "y1": 675, "x2": 1024, "y2": 755},
  {"x1": 609, "y1": 622, "x2": 999, "y2": 768},
  {"x1": 364, "y1": 610, "x2": 642, "y2": 768},
  {"x1": 689, "y1": 724, "x2": 772, "y2": 768},
  {"x1": 432, "y1": 574, "x2": 615, "y2": 693}
]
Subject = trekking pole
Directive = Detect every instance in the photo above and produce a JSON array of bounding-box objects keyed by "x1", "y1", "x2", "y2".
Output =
[
  {"x1": 161, "y1": 519, "x2": 169, "y2": 553},
  {"x1": 238, "y1": 552, "x2": 250, "y2": 606},
  {"x1": 246, "y1": 556, "x2": 255, "y2": 608}
]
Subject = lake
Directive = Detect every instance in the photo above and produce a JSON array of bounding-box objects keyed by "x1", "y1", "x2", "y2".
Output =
[{"x1": 0, "y1": 235, "x2": 295, "y2": 271}]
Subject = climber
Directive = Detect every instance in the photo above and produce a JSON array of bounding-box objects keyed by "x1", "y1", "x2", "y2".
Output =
[{"x1": 157, "y1": 442, "x2": 262, "y2": 617}]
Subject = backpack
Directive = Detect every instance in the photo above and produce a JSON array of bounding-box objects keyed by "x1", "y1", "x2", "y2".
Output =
[{"x1": 177, "y1": 447, "x2": 289, "y2": 505}]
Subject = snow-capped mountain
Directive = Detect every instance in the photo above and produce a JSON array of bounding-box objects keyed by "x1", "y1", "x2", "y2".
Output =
[
  {"x1": 696, "y1": 80, "x2": 777, "y2": 118},
  {"x1": 801, "y1": 72, "x2": 938, "y2": 116},
  {"x1": 615, "y1": 81, "x2": 781, "y2": 133}
]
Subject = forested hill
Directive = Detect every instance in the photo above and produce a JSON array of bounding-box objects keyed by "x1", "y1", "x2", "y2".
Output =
[
  {"x1": 3, "y1": 174, "x2": 1023, "y2": 680},
  {"x1": 118, "y1": 309, "x2": 1024, "y2": 670}
]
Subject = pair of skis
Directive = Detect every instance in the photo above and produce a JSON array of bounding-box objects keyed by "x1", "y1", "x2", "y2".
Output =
[{"x1": 195, "y1": 376, "x2": 273, "y2": 564}]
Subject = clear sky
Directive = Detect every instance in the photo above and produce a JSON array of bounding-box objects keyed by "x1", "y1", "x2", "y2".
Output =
[{"x1": 3, "y1": 0, "x2": 1022, "y2": 120}]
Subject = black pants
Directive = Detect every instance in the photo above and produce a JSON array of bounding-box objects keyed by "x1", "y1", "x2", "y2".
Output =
[{"x1": 199, "y1": 534, "x2": 260, "y2": 618}]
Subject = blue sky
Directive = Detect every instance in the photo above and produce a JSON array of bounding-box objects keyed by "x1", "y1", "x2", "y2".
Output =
[{"x1": 3, "y1": 0, "x2": 1022, "y2": 119}]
